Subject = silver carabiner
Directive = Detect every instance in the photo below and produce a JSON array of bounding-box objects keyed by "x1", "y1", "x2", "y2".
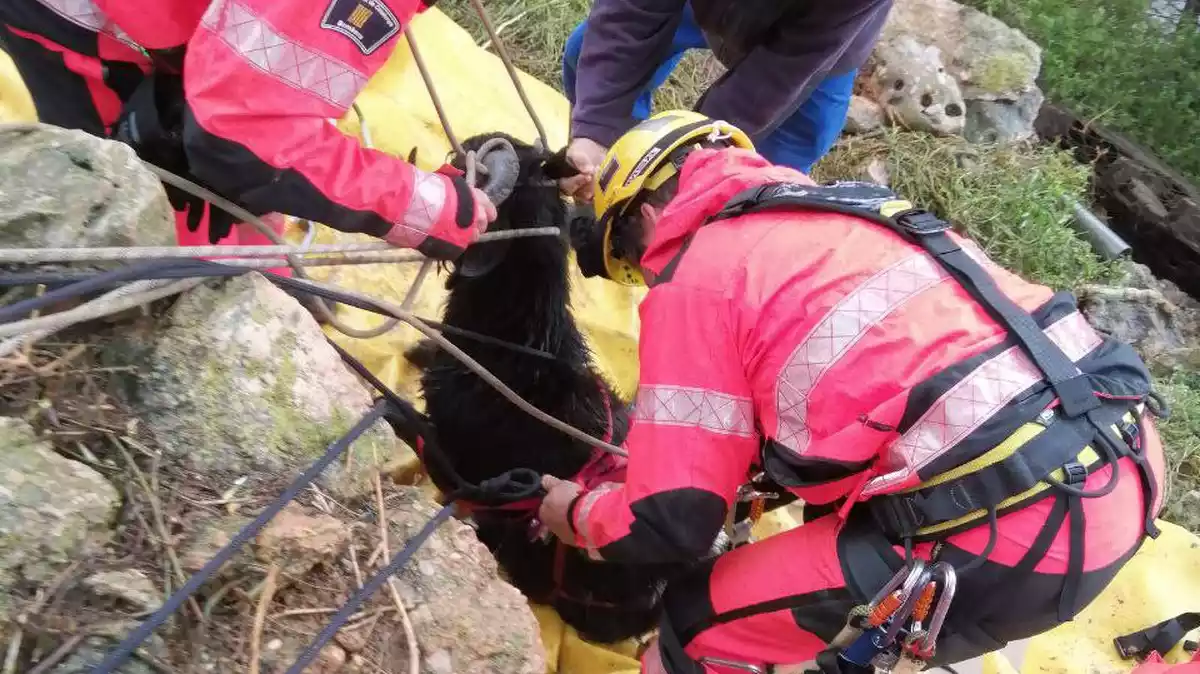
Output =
[
  {"x1": 868, "y1": 559, "x2": 927, "y2": 609},
  {"x1": 918, "y1": 562, "x2": 958, "y2": 655},
  {"x1": 882, "y1": 565, "x2": 933, "y2": 647},
  {"x1": 697, "y1": 656, "x2": 766, "y2": 673}
]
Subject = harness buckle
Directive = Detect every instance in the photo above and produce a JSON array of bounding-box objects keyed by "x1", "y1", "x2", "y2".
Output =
[
  {"x1": 871, "y1": 495, "x2": 922, "y2": 540},
  {"x1": 892, "y1": 210, "x2": 951, "y2": 237},
  {"x1": 1062, "y1": 461, "x2": 1089, "y2": 486}
]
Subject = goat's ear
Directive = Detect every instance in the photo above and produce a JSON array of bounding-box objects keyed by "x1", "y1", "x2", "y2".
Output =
[{"x1": 542, "y1": 147, "x2": 581, "y2": 180}]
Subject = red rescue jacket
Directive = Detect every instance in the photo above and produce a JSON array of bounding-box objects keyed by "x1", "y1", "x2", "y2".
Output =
[
  {"x1": 15, "y1": 0, "x2": 478, "y2": 257},
  {"x1": 568, "y1": 148, "x2": 1164, "y2": 579}
]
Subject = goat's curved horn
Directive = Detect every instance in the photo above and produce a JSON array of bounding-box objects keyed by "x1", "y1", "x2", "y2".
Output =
[{"x1": 475, "y1": 138, "x2": 521, "y2": 205}]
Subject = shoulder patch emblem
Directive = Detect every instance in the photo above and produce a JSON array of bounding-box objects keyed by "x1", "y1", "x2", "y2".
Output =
[{"x1": 321, "y1": 0, "x2": 401, "y2": 55}]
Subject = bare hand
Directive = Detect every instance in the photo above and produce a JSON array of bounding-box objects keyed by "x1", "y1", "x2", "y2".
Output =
[
  {"x1": 537, "y1": 475, "x2": 584, "y2": 543},
  {"x1": 559, "y1": 138, "x2": 608, "y2": 203},
  {"x1": 470, "y1": 187, "x2": 498, "y2": 235}
]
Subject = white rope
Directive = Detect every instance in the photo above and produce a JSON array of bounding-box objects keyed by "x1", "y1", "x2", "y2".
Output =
[
  {"x1": 0, "y1": 277, "x2": 204, "y2": 355},
  {"x1": 0, "y1": 228, "x2": 559, "y2": 264}
]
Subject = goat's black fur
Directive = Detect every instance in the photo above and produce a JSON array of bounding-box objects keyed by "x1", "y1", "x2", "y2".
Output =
[{"x1": 403, "y1": 132, "x2": 683, "y2": 643}]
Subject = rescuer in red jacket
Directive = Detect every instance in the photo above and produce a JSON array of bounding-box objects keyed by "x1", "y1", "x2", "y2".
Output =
[
  {"x1": 540, "y1": 110, "x2": 1168, "y2": 673},
  {"x1": 0, "y1": 0, "x2": 496, "y2": 257}
]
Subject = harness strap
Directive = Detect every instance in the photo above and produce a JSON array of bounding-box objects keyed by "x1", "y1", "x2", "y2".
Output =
[
  {"x1": 959, "y1": 492, "x2": 1070, "y2": 625},
  {"x1": 710, "y1": 185, "x2": 1099, "y2": 420},
  {"x1": 1059, "y1": 489, "x2": 1086, "y2": 621},
  {"x1": 868, "y1": 404, "x2": 1127, "y2": 540},
  {"x1": 656, "y1": 609, "x2": 710, "y2": 674},
  {"x1": 1115, "y1": 612, "x2": 1200, "y2": 660},
  {"x1": 1120, "y1": 417, "x2": 1164, "y2": 539}
]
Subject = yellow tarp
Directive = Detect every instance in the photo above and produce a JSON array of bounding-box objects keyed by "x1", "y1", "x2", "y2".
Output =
[{"x1": 2, "y1": 11, "x2": 1198, "y2": 674}]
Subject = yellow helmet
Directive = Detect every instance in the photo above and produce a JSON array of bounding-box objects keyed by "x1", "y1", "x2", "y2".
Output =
[{"x1": 587, "y1": 110, "x2": 754, "y2": 286}]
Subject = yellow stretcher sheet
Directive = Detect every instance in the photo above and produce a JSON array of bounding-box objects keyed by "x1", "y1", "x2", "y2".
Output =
[{"x1": 2, "y1": 12, "x2": 1198, "y2": 674}]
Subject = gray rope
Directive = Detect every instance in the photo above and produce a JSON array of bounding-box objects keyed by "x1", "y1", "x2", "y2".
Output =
[
  {"x1": 288, "y1": 274, "x2": 628, "y2": 457},
  {"x1": 0, "y1": 277, "x2": 204, "y2": 355},
  {"x1": 0, "y1": 228, "x2": 561, "y2": 264},
  {"x1": 1, "y1": 269, "x2": 627, "y2": 456}
]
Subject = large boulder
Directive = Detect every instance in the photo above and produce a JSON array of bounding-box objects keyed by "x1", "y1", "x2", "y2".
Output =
[
  {"x1": 0, "y1": 123, "x2": 174, "y2": 249},
  {"x1": 1079, "y1": 261, "x2": 1200, "y2": 373},
  {"x1": 0, "y1": 418, "x2": 119, "y2": 623},
  {"x1": 376, "y1": 488, "x2": 545, "y2": 674},
  {"x1": 113, "y1": 272, "x2": 410, "y2": 499},
  {"x1": 862, "y1": 35, "x2": 966, "y2": 136},
  {"x1": 857, "y1": 0, "x2": 1044, "y2": 143}
]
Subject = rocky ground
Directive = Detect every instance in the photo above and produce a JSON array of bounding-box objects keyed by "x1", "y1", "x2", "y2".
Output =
[{"x1": 0, "y1": 126, "x2": 545, "y2": 673}]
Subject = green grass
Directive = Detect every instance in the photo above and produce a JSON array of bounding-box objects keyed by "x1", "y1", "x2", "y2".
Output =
[
  {"x1": 1155, "y1": 372, "x2": 1200, "y2": 533},
  {"x1": 813, "y1": 130, "x2": 1119, "y2": 290},
  {"x1": 966, "y1": 0, "x2": 1200, "y2": 184}
]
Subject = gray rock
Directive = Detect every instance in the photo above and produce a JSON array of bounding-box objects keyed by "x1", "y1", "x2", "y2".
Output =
[
  {"x1": 387, "y1": 487, "x2": 545, "y2": 674},
  {"x1": 1079, "y1": 261, "x2": 1200, "y2": 373},
  {"x1": 862, "y1": 0, "x2": 1044, "y2": 142},
  {"x1": 844, "y1": 95, "x2": 886, "y2": 135},
  {"x1": 965, "y1": 87, "x2": 1045, "y2": 144},
  {"x1": 255, "y1": 502, "x2": 353, "y2": 580},
  {"x1": 0, "y1": 124, "x2": 174, "y2": 249},
  {"x1": 180, "y1": 513, "x2": 254, "y2": 577},
  {"x1": 83, "y1": 569, "x2": 162, "y2": 612},
  {"x1": 864, "y1": 35, "x2": 966, "y2": 136},
  {"x1": 51, "y1": 621, "x2": 170, "y2": 674},
  {"x1": 52, "y1": 636, "x2": 157, "y2": 674},
  {"x1": 0, "y1": 418, "x2": 119, "y2": 623},
  {"x1": 120, "y1": 273, "x2": 405, "y2": 499}
]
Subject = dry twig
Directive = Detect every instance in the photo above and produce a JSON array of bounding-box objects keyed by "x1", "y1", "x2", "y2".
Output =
[
  {"x1": 372, "y1": 470, "x2": 419, "y2": 674},
  {"x1": 349, "y1": 543, "x2": 364, "y2": 590},
  {"x1": 248, "y1": 564, "x2": 281, "y2": 674},
  {"x1": 111, "y1": 436, "x2": 205, "y2": 623},
  {"x1": 2, "y1": 627, "x2": 22, "y2": 674},
  {"x1": 27, "y1": 634, "x2": 85, "y2": 674}
]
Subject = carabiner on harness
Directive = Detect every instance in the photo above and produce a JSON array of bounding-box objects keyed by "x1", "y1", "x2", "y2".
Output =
[
  {"x1": 898, "y1": 561, "x2": 959, "y2": 671},
  {"x1": 836, "y1": 561, "x2": 934, "y2": 672}
]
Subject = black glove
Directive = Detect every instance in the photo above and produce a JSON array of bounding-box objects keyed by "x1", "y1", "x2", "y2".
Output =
[{"x1": 112, "y1": 72, "x2": 239, "y2": 244}]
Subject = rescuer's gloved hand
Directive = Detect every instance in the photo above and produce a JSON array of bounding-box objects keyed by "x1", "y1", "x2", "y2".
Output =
[{"x1": 113, "y1": 72, "x2": 243, "y2": 244}]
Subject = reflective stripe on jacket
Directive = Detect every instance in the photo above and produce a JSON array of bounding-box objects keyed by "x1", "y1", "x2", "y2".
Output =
[
  {"x1": 569, "y1": 147, "x2": 1162, "y2": 575},
  {"x1": 21, "y1": 0, "x2": 477, "y2": 257}
]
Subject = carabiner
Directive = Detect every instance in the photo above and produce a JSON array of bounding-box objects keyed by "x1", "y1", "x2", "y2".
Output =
[
  {"x1": 918, "y1": 562, "x2": 958, "y2": 656},
  {"x1": 882, "y1": 565, "x2": 933, "y2": 647},
  {"x1": 697, "y1": 656, "x2": 766, "y2": 673},
  {"x1": 868, "y1": 559, "x2": 927, "y2": 609}
]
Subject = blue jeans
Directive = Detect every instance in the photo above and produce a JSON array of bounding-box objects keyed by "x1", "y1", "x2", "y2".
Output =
[{"x1": 562, "y1": 4, "x2": 855, "y2": 174}]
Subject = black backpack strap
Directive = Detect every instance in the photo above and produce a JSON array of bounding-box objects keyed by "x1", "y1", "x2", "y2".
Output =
[
  {"x1": 1115, "y1": 612, "x2": 1200, "y2": 660},
  {"x1": 710, "y1": 182, "x2": 1100, "y2": 420}
]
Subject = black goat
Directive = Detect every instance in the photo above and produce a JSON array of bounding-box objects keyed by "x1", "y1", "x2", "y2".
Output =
[{"x1": 401, "y1": 132, "x2": 687, "y2": 644}]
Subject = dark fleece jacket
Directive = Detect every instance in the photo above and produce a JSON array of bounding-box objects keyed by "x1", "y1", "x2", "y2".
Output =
[{"x1": 570, "y1": 0, "x2": 893, "y2": 146}]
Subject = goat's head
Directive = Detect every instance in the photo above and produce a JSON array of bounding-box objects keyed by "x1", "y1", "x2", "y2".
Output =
[{"x1": 448, "y1": 133, "x2": 579, "y2": 278}]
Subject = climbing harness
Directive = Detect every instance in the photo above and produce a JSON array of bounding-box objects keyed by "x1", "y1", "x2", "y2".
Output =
[{"x1": 643, "y1": 180, "x2": 1164, "y2": 674}]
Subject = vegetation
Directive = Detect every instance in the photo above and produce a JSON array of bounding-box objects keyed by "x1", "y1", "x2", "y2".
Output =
[
  {"x1": 812, "y1": 130, "x2": 1118, "y2": 290},
  {"x1": 440, "y1": 0, "x2": 1200, "y2": 532},
  {"x1": 966, "y1": 0, "x2": 1200, "y2": 184},
  {"x1": 1155, "y1": 372, "x2": 1200, "y2": 533}
]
